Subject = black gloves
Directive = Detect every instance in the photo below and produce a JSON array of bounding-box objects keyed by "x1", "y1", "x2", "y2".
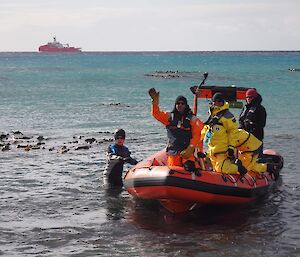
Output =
[
  {"x1": 197, "y1": 152, "x2": 206, "y2": 158},
  {"x1": 244, "y1": 119, "x2": 254, "y2": 130},
  {"x1": 123, "y1": 157, "x2": 138, "y2": 165},
  {"x1": 234, "y1": 159, "x2": 247, "y2": 176},
  {"x1": 183, "y1": 160, "x2": 195, "y2": 172},
  {"x1": 148, "y1": 88, "x2": 159, "y2": 105},
  {"x1": 209, "y1": 117, "x2": 219, "y2": 126}
]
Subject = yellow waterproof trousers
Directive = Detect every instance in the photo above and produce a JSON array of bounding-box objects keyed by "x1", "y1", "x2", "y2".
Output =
[
  {"x1": 239, "y1": 152, "x2": 267, "y2": 173},
  {"x1": 209, "y1": 153, "x2": 239, "y2": 174}
]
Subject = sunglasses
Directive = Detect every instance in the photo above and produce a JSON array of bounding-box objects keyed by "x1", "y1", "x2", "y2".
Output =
[{"x1": 176, "y1": 102, "x2": 186, "y2": 105}]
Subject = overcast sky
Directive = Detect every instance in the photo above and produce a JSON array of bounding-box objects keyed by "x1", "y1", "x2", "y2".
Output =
[{"x1": 1, "y1": 0, "x2": 299, "y2": 52}]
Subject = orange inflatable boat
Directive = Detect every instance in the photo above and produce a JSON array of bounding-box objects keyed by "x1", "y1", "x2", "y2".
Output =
[
  {"x1": 124, "y1": 149, "x2": 283, "y2": 213},
  {"x1": 124, "y1": 77, "x2": 284, "y2": 213}
]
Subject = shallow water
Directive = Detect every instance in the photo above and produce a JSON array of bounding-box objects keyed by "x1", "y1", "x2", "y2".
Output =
[{"x1": 0, "y1": 52, "x2": 299, "y2": 256}]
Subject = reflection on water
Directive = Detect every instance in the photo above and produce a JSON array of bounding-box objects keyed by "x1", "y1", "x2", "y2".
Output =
[
  {"x1": 104, "y1": 187, "x2": 126, "y2": 221},
  {"x1": 114, "y1": 180, "x2": 300, "y2": 257},
  {"x1": 124, "y1": 180, "x2": 284, "y2": 231}
]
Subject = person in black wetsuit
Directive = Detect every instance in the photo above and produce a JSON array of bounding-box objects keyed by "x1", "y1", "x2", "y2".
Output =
[
  {"x1": 104, "y1": 129, "x2": 138, "y2": 188},
  {"x1": 239, "y1": 88, "x2": 267, "y2": 159}
]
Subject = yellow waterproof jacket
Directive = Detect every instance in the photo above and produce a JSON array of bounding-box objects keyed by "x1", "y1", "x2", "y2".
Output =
[
  {"x1": 235, "y1": 129, "x2": 262, "y2": 152},
  {"x1": 201, "y1": 102, "x2": 239, "y2": 155}
]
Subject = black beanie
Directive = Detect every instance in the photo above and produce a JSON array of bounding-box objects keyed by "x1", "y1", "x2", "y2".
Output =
[
  {"x1": 114, "y1": 129, "x2": 126, "y2": 139},
  {"x1": 212, "y1": 92, "x2": 224, "y2": 102},
  {"x1": 175, "y1": 95, "x2": 188, "y2": 105}
]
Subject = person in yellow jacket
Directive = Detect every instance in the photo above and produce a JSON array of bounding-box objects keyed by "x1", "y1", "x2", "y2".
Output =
[
  {"x1": 235, "y1": 128, "x2": 280, "y2": 180},
  {"x1": 235, "y1": 128, "x2": 267, "y2": 173},
  {"x1": 202, "y1": 92, "x2": 280, "y2": 179},
  {"x1": 148, "y1": 88, "x2": 204, "y2": 171},
  {"x1": 201, "y1": 92, "x2": 247, "y2": 175}
]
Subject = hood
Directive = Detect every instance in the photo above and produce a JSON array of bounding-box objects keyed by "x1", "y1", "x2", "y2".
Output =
[{"x1": 247, "y1": 93, "x2": 262, "y2": 107}]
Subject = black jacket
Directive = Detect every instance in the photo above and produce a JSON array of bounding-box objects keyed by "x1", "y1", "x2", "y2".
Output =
[{"x1": 239, "y1": 94, "x2": 267, "y2": 140}]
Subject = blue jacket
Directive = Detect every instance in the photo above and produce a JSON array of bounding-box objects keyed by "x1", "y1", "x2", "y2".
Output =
[{"x1": 107, "y1": 144, "x2": 138, "y2": 165}]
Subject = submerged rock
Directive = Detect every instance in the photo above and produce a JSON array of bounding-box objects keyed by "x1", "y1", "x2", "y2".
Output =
[
  {"x1": 31, "y1": 146, "x2": 41, "y2": 150},
  {"x1": 145, "y1": 70, "x2": 181, "y2": 78},
  {"x1": 13, "y1": 131, "x2": 23, "y2": 135},
  {"x1": 98, "y1": 103, "x2": 130, "y2": 107},
  {"x1": 0, "y1": 134, "x2": 8, "y2": 141},
  {"x1": 17, "y1": 144, "x2": 29, "y2": 148},
  {"x1": 85, "y1": 138, "x2": 96, "y2": 144},
  {"x1": 75, "y1": 145, "x2": 90, "y2": 150},
  {"x1": 289, "y1": 68, "x2": 300, "y2": 72},
  {"x1": 37, "y1": 135, "x2": 46, "y2": 141},
  {"x1": 0, "y1": 131, "x2": 115, "y2": 154},
  {"x1": 98, "y1": 131, "x2": 111, "y2": 134},
  {"x1": 145, "y1": 70, "x2": 204, "y2": 79},
  {"x1": 1, "y1": 144, "x2": 10, "y2": 151}
]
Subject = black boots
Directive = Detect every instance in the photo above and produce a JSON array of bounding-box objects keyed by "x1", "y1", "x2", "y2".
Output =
[
  {"x1": 267, "y1": 163, "x2": 280, "y2": 180},
  {"x1": 183, "y1": 160, "x2": 196, "y2": 172}
]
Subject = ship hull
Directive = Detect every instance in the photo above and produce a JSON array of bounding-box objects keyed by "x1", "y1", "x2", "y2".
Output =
[{"x1": 39, "y1": 45, "x2": 81, "y2": 52}]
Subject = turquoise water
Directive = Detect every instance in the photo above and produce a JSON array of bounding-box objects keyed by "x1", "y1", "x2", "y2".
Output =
[{"x1": 0, "y1": 52, "x2": 300, "y2": 256}]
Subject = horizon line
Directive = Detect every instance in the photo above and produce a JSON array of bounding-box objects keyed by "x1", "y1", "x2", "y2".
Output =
[{"x1": 1, "y1": 50, "x2": 300, "y2": 53}]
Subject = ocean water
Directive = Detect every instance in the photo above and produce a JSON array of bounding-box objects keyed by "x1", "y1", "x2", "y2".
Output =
[{"x1": 0, "y1": 51, "x2": 299, "y2": 257}]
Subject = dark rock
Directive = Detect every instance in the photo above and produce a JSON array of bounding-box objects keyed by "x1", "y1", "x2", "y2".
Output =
[
  {"x1": 19, "y1": 136, "x2": 32, "y2": 140},
  {"x1": 61, "y1": 148, "x2": 69, "y2": 154},
  {"x1": 0, "y1": 134, "x2": 8, "y2": 141},
  {"x1": 85, "y1": 138, "x2": 96, "y2": 144},
  {"x1": 1, "y1": 145, "x2": 10, "y2": 151},
  {"x1": 289, "y1": 68, "x2": 300, "y2": 72},
  {"x1": 75, "y1": 145, "x2": 90, "y2": 150},
  {"x1": 13, "y1": 131, "x2": 23, "y2": 135},
  {"x1": 17, "y1": 144, "x2": 29, "y2": 148},
  {"x1": 37, "y1": 136, "x2": 45, "y2": 141}
]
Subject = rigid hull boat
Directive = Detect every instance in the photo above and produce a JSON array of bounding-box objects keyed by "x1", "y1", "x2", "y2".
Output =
[
  {"x1": 124, "y1": 79, "x2": 284, "y2": 213},
  {"x1": 38, "y1": 37, "x2": 81, "y2": 52}
]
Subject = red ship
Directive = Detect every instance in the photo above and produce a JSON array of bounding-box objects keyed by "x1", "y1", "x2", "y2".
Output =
[{"x1": 38, "y1": 37, "x2": 81, "y2": 52}]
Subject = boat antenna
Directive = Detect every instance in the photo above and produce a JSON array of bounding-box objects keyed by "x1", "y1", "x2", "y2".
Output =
[
  {"x1": 193, "y1": 72, "x2": 208, "y2": 115},
  {"x1": 199, "y1": 72, "x2": 208, "y2": 87}
]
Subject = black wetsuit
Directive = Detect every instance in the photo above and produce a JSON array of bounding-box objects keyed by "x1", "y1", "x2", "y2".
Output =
[{"x1": 104, "y1": 144, "x2": 137, "y2": 187}]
